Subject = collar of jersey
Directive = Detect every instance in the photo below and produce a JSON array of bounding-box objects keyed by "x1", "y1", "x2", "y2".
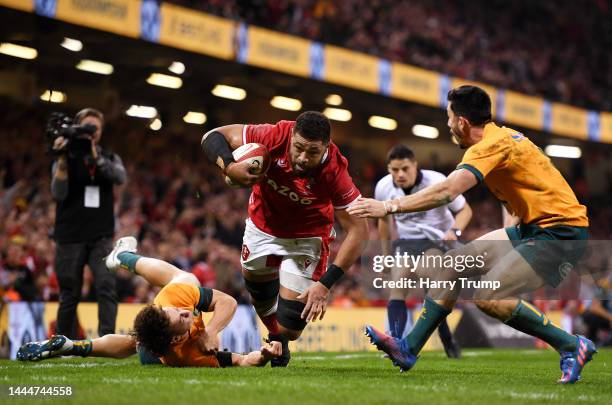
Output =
[{"x1": 394, "y1": 169, "x2": 423, "y2": 195}]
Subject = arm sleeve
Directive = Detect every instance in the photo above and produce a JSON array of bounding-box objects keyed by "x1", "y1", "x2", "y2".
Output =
[
  {"x1": 51, "y1": 161, "x2": 68, "y2": 201},
  {"x1": 244, "y1": 121, "x2": 293, "y2": 150},
  {"x1": 196, "y1": 287, "x2": 214, "y2": 312},
  {"x1": 97, "y1": 152, "x2": 127, "y2": 185},
  {"x1": 457, "y1": 137, "x2": 510, "y2": 182}
]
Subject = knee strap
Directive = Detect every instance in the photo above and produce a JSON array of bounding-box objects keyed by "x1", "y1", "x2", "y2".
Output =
[
  {"x1": 244, "y1": 278, "x2": 279, "y2": 302},
  {"x1": 277, "y1": 297, "x2": 307, "y2": 331}
]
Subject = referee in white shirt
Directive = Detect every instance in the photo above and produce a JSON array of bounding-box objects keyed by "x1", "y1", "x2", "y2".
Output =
[{"x1": 375, "y1": 145, "x2": 472, "y2": 358}]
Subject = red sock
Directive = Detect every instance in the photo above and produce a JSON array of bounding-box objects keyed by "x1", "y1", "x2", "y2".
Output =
[{"x1": 261, "y1": 313, "x2": 280, "y2": 335}]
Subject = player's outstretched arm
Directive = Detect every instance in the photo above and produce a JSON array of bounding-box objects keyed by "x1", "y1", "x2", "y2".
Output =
[
  {"x1": 394, "y1": 168, "x2": 477, "y2": 213},
  {"x1": 197, "y1": 290, "x2": 238, "y2": 353},
  {"x1": 348, "y1": 169, "x2": 478, "y2": 218},
  {"x1": 231, "y1": 341, "x2": 282, "y2": 367}
]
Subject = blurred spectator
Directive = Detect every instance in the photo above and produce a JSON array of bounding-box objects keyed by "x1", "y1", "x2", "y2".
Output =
[
  {"x1": 330, "y1": 279, "x2": 370, "y2": 308},
  {"x1": 191, "y1": 253, "x2": 217, "y2": 289},
  {"x1": 180, "y1": 0, "x2": 612, "y2": 111},
  {"x1": 0, "y1": 235, "x2": 38, "y2": 301}
]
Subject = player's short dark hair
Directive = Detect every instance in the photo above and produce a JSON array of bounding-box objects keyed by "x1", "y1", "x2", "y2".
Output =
[
  {"x1": 447, "y1": 86, "x2": 492, "y2": 126},
  {"x1": 294, "y1": 111, "x2": 331, "y2": 144},
  {"x1": 387, "y1": 144, "x2": 415, "y2": 162},
  {"x1": 74, "y1": 108, "x2": 104, "y2": 125},
  {"x1": 133, "y1": 305, "x2": 173, "y2": 357}
]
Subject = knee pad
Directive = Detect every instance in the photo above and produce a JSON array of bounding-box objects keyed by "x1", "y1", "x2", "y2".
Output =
[
  {"x1": 277, "y1": 297, "x2": 307, "y2": 332},
  {"x1": 244, "y1": 278, "x2": 279, "y2": 302}
]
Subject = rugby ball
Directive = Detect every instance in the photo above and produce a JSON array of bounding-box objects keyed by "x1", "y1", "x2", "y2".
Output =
[{"x1": 225, "y1": 143, "x2": 271, "y2": 187}]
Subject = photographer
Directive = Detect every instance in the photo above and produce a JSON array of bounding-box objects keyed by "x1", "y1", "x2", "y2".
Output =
[{"x1": 51, "y1": 108, "x2": 126, "y2": 338}]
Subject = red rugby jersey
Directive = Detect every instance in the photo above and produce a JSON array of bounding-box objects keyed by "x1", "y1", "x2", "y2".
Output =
[{"x1": 243, "y1": 120, "x2": 360, "y2": 238}]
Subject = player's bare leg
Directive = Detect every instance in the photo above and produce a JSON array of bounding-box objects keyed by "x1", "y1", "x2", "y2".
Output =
[
  {"x1": 473, "y1": 248, "x2": 547, "y2": 319},
  {"x1": 424, "y1": 229, "x2": 514, "y2": 305},
  {"x1": 18, "y1": 334, "x2": 136, "y2": 361},
  {"x1": 90, "y1": 334, "x2": 137, "y2": 358},
  {"x1": 106, "y1": 236, "x2": 197, "y2": 286}
]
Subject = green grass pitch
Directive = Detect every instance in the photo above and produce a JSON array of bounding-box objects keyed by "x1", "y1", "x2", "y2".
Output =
[{"x1": 1, "y1": 349, "x2": 611, "y2": 404}]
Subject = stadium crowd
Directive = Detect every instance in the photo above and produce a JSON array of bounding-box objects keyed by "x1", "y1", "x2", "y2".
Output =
[
  {"x1": 1, "y1": 96, "x2": 611, "y2": 342},
  {"x1": 172, "y1": 0, "x2": 612, "y2": 111}
]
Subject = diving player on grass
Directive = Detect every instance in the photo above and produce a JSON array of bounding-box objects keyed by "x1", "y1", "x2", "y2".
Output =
[
  {"x1": 348, "y1": 85, "x2": 595, "y2": 384},
  {"x1": 376, "y1": 144, "x2": 472, "y2": 358},
  {"x1": 17, "y1": 237, "x2": 282, "y2": 367},
  {"x1": 201, "y1": 111, "x2": 369, "y2": 367}
]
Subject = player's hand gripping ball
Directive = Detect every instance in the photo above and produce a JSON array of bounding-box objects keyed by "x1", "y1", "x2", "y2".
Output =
[{"x1": 225, "y1": 143, "x2": 271, "y2": 187}]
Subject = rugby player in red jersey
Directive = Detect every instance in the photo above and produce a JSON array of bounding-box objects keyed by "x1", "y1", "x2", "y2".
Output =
[{"x1": 201, "y1": 111, "x2": 369, "y2": 366}]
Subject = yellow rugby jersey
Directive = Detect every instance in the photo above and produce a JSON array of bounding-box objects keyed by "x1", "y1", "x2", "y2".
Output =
[
  {"x1": 153, "y1": 283, "x2": 219, "y2": 367},
  {"x1": 457, "y1": 123, "x2": 588, "y2": 228}
]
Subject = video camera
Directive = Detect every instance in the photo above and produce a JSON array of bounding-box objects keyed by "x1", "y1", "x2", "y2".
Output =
[{"x1": 45, "y1": 112, "x2": 98, "y2": 156}]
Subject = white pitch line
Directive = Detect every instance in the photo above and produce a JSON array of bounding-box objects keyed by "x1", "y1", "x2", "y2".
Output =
[
  {"x1": 292, "y1": 353, "x2": 381, "y2": 361},
  {"x1": 501, "y1": 390, "x2": 596, "y2": 402},
  {"x1": 28, "y1": 375, "x2": 68, "y2": 382},
  {"x1": 460, "y1": 351, "x2": 494, "y2": 357},
  {"x1": 102, "y1": 377, "x2": 249, "y2": 387},
  {"x1": 184, "y1": 379, "x2": 248, "y2": 387},
  {"x1": 15, "y1": 361, "x2": 125, "y2": 369},
  {"x1": 517, "y1": 350, "x2": 552, "y2": 355},
  {"x1": 281, "y1": 351, "x2": 497, "y2": 361}
]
